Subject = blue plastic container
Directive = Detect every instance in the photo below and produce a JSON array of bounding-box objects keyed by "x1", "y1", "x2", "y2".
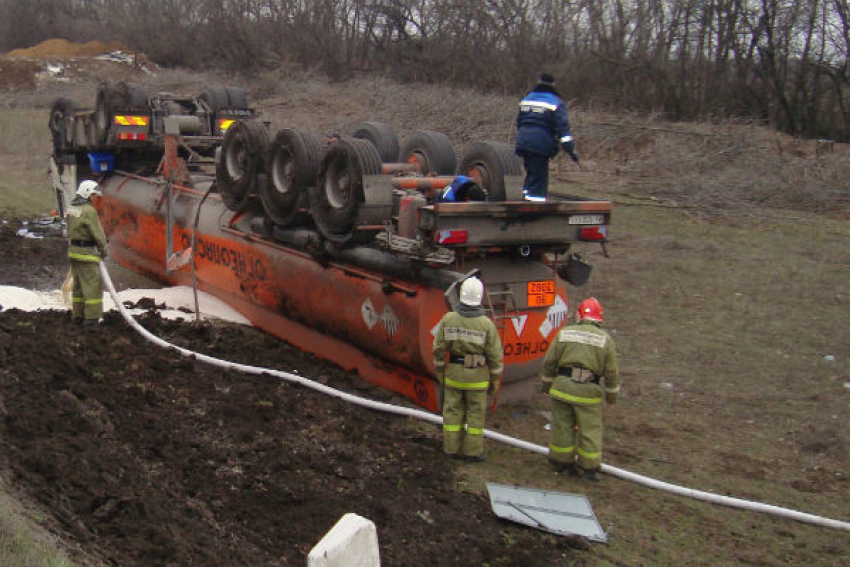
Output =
[{"x1": 87, "y1": 152, "x2": 114, "y2": 173}]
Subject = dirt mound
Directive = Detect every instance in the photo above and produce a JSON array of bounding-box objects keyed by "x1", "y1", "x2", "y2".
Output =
[
  {"x1": 0, "y1": 219, "x2": 67, "y2": 289},
  {"x1": 0, "y1": 308, "x2": 573, "y2": 566},
  {"x1": 0, "y1": 58, "x2": 41, "y2": 90},
  {"x1": 0, "y1": 223, "x2": 575, "y2": 566},
  {"x1": 6, "y1": 38, "x2": 128, "y2": 58}
]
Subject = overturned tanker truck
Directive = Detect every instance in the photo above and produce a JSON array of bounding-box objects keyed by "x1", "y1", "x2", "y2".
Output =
[{"x1": 48, "y1": 81, "x2": 612, "y2": 412}]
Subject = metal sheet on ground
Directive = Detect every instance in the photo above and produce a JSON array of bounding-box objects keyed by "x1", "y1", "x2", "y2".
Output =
[{"x1": 486, "y1": 482, "x2": 607, "y2": 543}]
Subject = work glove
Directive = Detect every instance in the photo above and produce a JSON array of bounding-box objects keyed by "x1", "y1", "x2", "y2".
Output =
[
  {"x1": 605, "y1": 392, "x2": 618, "y2": 405},
  {"x1": 562, "y1": 140, "x2": 579, "y2": 164}
]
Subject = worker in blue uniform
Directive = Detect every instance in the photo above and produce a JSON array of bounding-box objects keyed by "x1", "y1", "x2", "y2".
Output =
[
  {"x1": 515, "y1": 73, "x2": 579, "y2": 201},
  {"x1": 437, "y1": 175, "x2": 487, "y2": 203}
]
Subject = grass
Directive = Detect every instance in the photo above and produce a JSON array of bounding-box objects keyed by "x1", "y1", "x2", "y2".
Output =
[
  {"x1": 0, "y1": 482, "x2": 76, "y2": 567},
  {"x1": 0, "y1": 107, "x2": 56, "y2": 216},
  {"x1": 458, "y1": 196, "x2": 850, "y2": 566}
]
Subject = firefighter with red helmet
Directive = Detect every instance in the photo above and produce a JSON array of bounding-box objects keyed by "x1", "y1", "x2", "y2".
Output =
[
  {"x1": 432, "y1": 276, "x2": 503, "y2": 462},
  {"x1": 540, "y1": 297, "x2": 620, "y2": 481}
]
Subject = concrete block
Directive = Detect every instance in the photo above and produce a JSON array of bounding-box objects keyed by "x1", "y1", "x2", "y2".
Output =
[{"x1": 307, "y1": 513, "x2": 380, "y2": 567}]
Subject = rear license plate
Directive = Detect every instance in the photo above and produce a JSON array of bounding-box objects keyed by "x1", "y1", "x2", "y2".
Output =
[
  {"x1": 527, "y1": 280, "x2": 555, "y2": 307},
  {"x1": 568, "y1": 214, "x2": 604, "y2": 225}
]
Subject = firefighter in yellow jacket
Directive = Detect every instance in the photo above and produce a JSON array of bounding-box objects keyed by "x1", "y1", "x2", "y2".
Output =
[
  {"x1": 541, "y1": 297, "x2": 620, "y2": 481},
  {"x1": 67, "y1": 180, "x2": 108, "y2": 326},
  {"x1": 432, "y1": 277, "x2": 503, "y2": 462}
]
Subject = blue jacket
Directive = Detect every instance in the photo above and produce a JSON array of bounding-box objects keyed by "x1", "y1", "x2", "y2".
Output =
[{"x1": 515, "y1": 86, "x2": 573, "y2": 158}]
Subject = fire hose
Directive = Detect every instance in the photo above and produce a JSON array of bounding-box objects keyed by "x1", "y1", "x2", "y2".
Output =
[{"x1": 100, "y1": 263, "x2": 850, "y2": 533}]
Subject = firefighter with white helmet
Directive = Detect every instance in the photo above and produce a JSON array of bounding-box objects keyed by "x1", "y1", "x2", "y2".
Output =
[
  {"x1": 540, "y1": 297, "x2": 620, "y2": 481},
  {"x1": 67, "y1": 180, "x2": 108, "y2": 326},
  {"x1": 432, "y1": 276, "x2": 503, "y2": 462}
]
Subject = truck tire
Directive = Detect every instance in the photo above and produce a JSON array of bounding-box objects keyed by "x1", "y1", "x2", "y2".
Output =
[
  {"x1": 352, "y1": 121, "x2": 399, "y2": 163},
  {"x1": 94, "y1": 82, "x2": 148, "y2": 146},
  {"x1": 200, "y1": 85, "x2": 229, "y2": 112},
  {"x1": 123, "y1": 82, "x2": 148, "y2": 106},
  {"x1": 458, "y1": 141, "x2": 523, "y2": 201},
  {"x1": 95, "y1": 83, "x2": 117, "y2": 145},
  {"x1": 262, "y1": 128, "x2": 322, "y2": 226},
  {"x1": 399, "y1": 130, "x2": 456, "y2": 175},
  {"x1": 85, "y1": 118, "x2": 100, "y2": 151},
  {"x1": 225, "y1": 86, "x2": 249, "y2": 109},
  {"x1": 49, "y1": 97, "x2": 78, "y2": 154},
  {"x1": 200, "y1": 85, "x2": 232, "y2": 135},
  {"x1": 73, "y1": 117, "x2": 91, "y2": 150},
  {"x1": 312, "y1": 137, "x2": 382, "y2": 241},
  {"x1": 217, "y1": 120, "x2": 271, "y2": 212}
]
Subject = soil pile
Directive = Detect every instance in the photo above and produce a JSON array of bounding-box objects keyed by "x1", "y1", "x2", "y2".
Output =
[
  {"x1": 0, "y1": 219, "x2": 67, "y2": 290},
  {"x1": 6, "y1": 39, "x2": 128, "y2": 58},
  {"x1": 0, "y1": 58, "x2": 42, "y2": 90},
  {"x1": 0, "y1": 222, "x2": 577, "y2": 566}
]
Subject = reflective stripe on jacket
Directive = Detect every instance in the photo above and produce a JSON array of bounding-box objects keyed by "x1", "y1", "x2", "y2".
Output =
[
  {"x1": 515, "y1": 90, "x2": 572, "y2": 158},
  {"x1": 540, "y1": 321, "x2": 620, "y2": 404},
  {"x1": 67, "y1": 198, "x2": 107, "y2": 263},
  {"x1": 432, "y1": 310, "x2": 503, "y2": 391}
]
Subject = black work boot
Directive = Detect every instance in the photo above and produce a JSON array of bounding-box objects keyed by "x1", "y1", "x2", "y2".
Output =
[
  {"x1": 575, "y1": 467, "x2": 600, "y2": 482},
  {"x1": 464, "y1": 454, "x2": 488, "y2": 463},
  {"x1": 559, "y1": 464, "x2": 579, "y2": 477},
  {"x1": 548, "y1": 459, "x2": 569, "y2": 473}
]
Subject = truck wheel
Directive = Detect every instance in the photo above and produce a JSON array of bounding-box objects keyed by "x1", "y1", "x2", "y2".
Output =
[
  {"x1": 399, "y1": 130, "x2": 456, "y2": 175},
  {"x1": 225, "y1": 86, "x2": 249, "y2": 109},
  {"x1": 200, "y1": 85, "x2": 229, "y2": 112},
  {"x1": 312, "y1": 137, "x2": 382, "y2": 241},
  {"x1": 85, "y1": 118, "x2": 100, "y2": 151},
  {"x1": 95, "y1": 83, "x2": 117, "y2": 145},
  {"x1": 458, "y1": 141, "x2": 523, "y2": 201},
  {"x1": 73, "y1": 117, "x2": 91, "y2": 150},
  {"x1": 123, "y1": 82, "x2": 148, "y2": 106},
  {"x1": 352, "y1": 121, "x2": 399, "y2": 162},
  {"x1": 217, "y1": 120, "x2": 271, "y2": 212},
  {"x1": 49, "y1": 97, "x2": 78, "y2": 154},
  {"x1": 94, "y1": 82, "x2": 147, "y2": 146},
  {"x1": 200, "y1": 85, "x2": 232, "y2": 135},
  {"x1": 262, "y1": 128, "x2": 321, "y2": 226}
]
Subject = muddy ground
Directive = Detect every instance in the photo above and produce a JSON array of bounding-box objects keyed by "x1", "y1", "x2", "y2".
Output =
[{"x1": 0, "y1": 218, "x2": 584, "y2": 565}]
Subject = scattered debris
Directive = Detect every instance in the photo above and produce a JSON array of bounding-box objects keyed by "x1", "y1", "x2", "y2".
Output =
[{"x1": 486, "y1": 483, "x2": 608, "y2": 543}]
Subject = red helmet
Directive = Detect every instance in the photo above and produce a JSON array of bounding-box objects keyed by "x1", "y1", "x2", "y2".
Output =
[{"x1": 577, "y1": 298, "x2": 603, "y2": 323}]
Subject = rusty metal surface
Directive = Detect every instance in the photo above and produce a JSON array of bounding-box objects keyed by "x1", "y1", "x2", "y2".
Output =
[{"x1": 96, "y1": 171, "x2": 586, "y2": 410}]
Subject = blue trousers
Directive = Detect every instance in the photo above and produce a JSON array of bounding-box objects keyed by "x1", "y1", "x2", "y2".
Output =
[{"x1": 518, "y1": 151, "x2": 550, "y2": 199}]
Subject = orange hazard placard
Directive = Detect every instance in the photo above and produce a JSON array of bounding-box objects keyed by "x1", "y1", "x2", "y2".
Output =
[{"x1": 527, "y1": 280, "x2": 555, "y2": 307}]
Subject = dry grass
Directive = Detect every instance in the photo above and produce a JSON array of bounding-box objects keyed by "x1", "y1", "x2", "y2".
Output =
[{"x1": 0, "y1": 480, "x2": 77, "y2": 567}]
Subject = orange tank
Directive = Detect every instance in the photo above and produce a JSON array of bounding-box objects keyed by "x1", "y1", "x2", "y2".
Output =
[{"x1": 96, "y1": 172, "x2": 574, "y2": 412}]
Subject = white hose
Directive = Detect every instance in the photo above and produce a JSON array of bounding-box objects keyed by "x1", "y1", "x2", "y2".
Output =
[{"x1": 100, "y1": 264, "x2": 850, "y2": 533}]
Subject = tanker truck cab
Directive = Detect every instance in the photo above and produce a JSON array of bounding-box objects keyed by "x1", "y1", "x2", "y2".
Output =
[{"x1": 49, "y1": 83, "x2": 612, "y2": 412}]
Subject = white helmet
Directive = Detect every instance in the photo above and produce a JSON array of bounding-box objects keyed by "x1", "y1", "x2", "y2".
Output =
[
  {"x1": 459, "y1": 277, "x2": 484, "y2": 307},
  {"x1": 77, "y1": 180, "x2": 101, "y2": 199}
]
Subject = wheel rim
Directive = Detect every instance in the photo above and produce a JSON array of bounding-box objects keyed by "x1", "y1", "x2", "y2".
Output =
[
  {"x1": 50, "y1": 110, "x2": 63, "y2": 133},
  {"x1": 406, "y1": 151, "x2": 428, "y2": 174},
  {"x1": 225, "y1": 136, "x2": 247, "y2": 182},
  {"x1": 271, "y1": 148, "x2": 295, "y2": 196},
  {"x1": 324, "y1": 155, "x2": 352, "y2": 210},
  {"x1": 95, "y1": 101, "x2": 109, "y2": 132},
  {"x1": 465, "y1": 163, "x2": 490, "y2": 188}
]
